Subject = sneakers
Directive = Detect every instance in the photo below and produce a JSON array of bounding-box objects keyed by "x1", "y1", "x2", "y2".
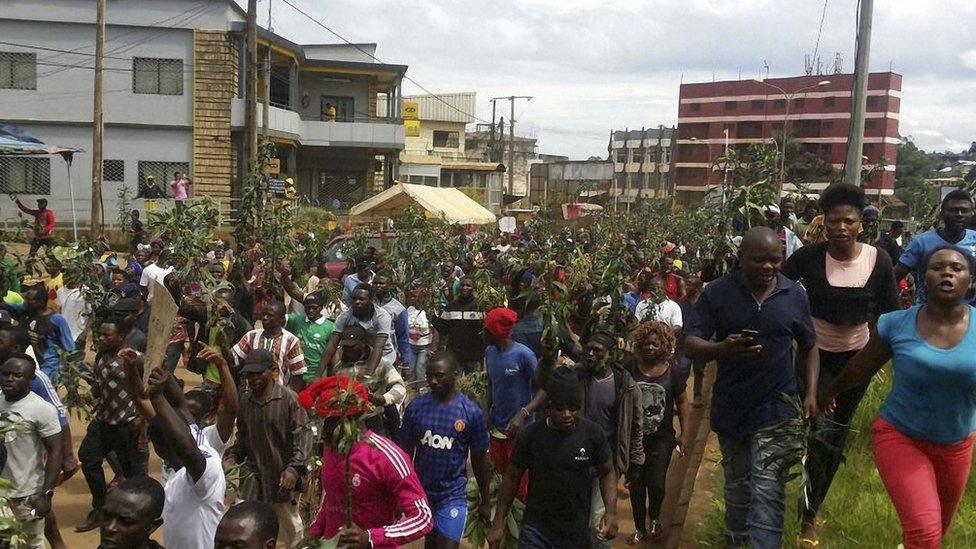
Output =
[
  {"x1": 649, "y1": 520, "x2": 663, "y2": 541},
  {"x1": 626, "y1": 530, "x2": 646, "y2": 546},
  {"x1": 75, "y1": 509, "x2": 102, "y2": 533}
]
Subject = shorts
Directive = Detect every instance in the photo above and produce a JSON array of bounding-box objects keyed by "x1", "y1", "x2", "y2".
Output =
[{"x1": 432, "y1": 501, "x2": 468, "y2": 542}]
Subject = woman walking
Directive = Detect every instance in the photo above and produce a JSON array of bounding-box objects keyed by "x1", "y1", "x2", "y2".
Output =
[
  {"x1": 783, "y1": 183, "x2": 900, "y2": 544},
  {"x1": 625, "y1": 321, "x2": 691, "y2": 544},
  {"x1": 822, "y1": 246, "x2": 976, "y2": 549}
]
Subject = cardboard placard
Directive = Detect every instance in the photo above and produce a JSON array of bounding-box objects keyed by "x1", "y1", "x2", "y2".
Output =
[{"x1": 143, "y1": 280, "x2": 178, "y2": 384}]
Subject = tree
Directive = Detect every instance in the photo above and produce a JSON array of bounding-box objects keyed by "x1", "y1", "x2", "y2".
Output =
[{"x1": 894, "y1": 139, "x2": 938, "y2": 220}]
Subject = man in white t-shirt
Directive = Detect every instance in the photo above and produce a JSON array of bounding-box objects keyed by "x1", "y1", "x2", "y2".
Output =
[
  {"x1": 634, "y1": 276, "x2": 683, "y2": 335},
  {"x1": 139, "y1": 258, "x2": 174, "y2": 301},
  {"x1": 144, "y1": 365, "x2": 226, "y2": 549},
  {"x1": 0, "y1": 354, "x2": 63, "y2": 548}
]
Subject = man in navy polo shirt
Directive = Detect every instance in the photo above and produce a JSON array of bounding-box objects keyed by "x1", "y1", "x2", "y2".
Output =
[
  {"x1": 685, "y1": 227, "x2": 819, "y2": 549},
  {"x1": 397, "y1": 354, "x2": 492, "y2": 548}
]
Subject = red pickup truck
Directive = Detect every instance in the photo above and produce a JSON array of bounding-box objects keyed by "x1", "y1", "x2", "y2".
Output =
[{"x1": 322, "y1": 233, "x2": 396, "y2": 280}]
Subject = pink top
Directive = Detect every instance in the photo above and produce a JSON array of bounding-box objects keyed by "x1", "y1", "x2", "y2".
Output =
[
  {"x1": 308, "y1": 431, "x2": 433, "y2": 547},
  {"x1": 170, "y1": 178, "x2": 189, "y2": 200},
  {"x1": 815, "y1": 244, "x2": 878, "y2": 352}
]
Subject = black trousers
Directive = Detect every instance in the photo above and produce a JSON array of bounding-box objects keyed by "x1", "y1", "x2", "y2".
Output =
[
  {"x1": 79, "y1": 419, "x2": 148, "y2": 510},
  {"x1": 802, "y1": 348, "x2": 869, "y2": 518},
  {"x1": 630, "y1": 433, "x2": 676, "y2": 531},
  {"x1": 28, "y1": 236, "x2": 53, "y2": 257}
]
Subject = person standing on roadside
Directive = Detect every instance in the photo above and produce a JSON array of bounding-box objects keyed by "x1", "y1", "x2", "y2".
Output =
[
  {"x1": 170, "y1": 171, "x2": 191, "y2": 209},
  {"x1": 685, "y1": 227, "x2": 819, "y2": 549},
  {"x1": 13, "y1": 197, "x2": 56, "y2": 258},
  {"x1": 0, "y1": 354, "x2": 63, "y2": 549},
  {"x1": 782, "y1": 183, "x2": 900, "y2": 545},
  {"x1": 487, "y1": 368, "x2": 618, "y2": 549},
  {"x1": 397, "y1": 354, "x2": 492, "y2": 548}
]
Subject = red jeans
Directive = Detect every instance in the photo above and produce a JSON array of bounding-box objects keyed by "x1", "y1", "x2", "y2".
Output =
[
  {"x1": 872, "y1": 417, "x2": 974, "y2": 549},
  {"x1": 489, "y1": 436, "x2": 529, "y2": 501}
]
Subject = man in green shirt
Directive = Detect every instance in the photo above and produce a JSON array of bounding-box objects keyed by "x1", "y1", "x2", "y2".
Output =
[{"x1": 286, "y1": 293, "x2": 334, "y2": 382}]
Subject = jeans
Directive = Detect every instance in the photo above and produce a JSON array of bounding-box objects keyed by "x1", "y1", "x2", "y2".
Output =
[
  {"x1": 873, "y1": 417, "x2": 974, "y2": 549},
  {"x1": 589, "y1": 476, "x2": 611, "y2": 549},
  {"x1": 79, "y1": 420, "x2": 148, "y2": 510},
  {"x1": 629, "y1": 434, "x2": 675, "y2": 532},
  {"x1": 802, "y1": 348, "x2": 868, "y2": 518},
  {"x1": 410, "y1": 344, "x2": 428, "y2": 380},
  {"x1": 718, "y1": 432, "x2": 788, "y2": 549},
  {"x1": 519, "y1": 520, "x2": 589, "y2": 549}
]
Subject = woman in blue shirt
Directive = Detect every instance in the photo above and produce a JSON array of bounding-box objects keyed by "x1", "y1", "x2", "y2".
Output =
[{"x1": 823, "y1": 245, "x2": 976, "y2": 549}]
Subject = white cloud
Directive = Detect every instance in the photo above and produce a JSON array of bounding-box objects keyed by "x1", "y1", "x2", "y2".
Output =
[{"x1": 250, "y1": 0, "x2": 976, "y2": 157}]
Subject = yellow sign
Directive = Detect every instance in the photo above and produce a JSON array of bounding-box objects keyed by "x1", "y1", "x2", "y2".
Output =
[
  {"x1": 404, "y1": 119, "x2": 421, "y2": 137},
  {"x1": 402, "y1": 100, "x2": 419, "y2": 120},
  {"x1": 266, "y1": 157, "x2": 281, "y2": 175}
]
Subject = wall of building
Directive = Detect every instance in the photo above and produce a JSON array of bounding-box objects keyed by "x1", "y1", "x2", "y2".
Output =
[
  {"x1": 294, "y1": 73, "x2": 374, "y2": 121},
  {"x1": 192, "y1": 29, "x2": 238, "y2": 198},
  {"x1": 5, "y1": 123, "x2": 192, "y2": 223},
  {"x1": 403, "y1": 120, "x2": 467, "y2": 158}
]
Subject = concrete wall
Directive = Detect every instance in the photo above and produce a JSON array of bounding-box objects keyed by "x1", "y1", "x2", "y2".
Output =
[
  {"x1": 0, "y1": 20, "x2": 195, "y2": 127},
  {"x1": 303, "y1": 44, "x2": 377, "y2": 63},
  {"x1": 2, "y1": 0, "x2": 243, "y2": 29},
  {"x1": 403, "y1": 120, "x2": 466, "y2": 157},
  {"x1": 294, "y1": 73, "x2": 374, "y2": 121},
  {"x1": 5, "y1": 123, "x2": 192, "y2": 224}
]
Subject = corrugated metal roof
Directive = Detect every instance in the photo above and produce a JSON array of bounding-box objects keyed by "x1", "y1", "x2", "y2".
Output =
[{"x1": 377, "y1": 93, "x2": 476, "y2": 124}]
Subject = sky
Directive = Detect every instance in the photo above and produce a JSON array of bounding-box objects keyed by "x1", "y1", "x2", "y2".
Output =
[{"x1": 252, "y1": 0, "x2": 976, "y2": 159}]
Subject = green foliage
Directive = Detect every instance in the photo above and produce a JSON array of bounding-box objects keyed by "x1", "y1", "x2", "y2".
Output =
[
  {"x1": 116, "y1": 185, "x2": 134, "y2": 240},
  {"x1": 895, "y1": 139, "x2": 939, "y2": 221},
  {"x1": 148, "y1": 198, "x2": 221, "y2": 281},
  {"x1": 464, "y1": 474, "x2": 525, "y2": 548}
]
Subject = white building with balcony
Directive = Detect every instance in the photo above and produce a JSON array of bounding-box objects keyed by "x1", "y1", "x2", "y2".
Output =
[
  {"x1": 610, "y1": 127, "x2": 675, "y2": 202},
  {"x1": 0, "y1": 0, "x2": 407, "y2": 221}
]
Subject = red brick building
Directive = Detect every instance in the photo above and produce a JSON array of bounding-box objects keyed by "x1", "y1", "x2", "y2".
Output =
[{"x1": 673, "y1": 72, "x2": 901, "y2": 204}]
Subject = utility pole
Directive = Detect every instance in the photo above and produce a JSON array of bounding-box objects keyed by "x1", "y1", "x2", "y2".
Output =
[
  {"x1": 844, "y1": 0, "x2": 874, "y2": 186},
  {"x1": 491, "y1": 95, "x2": 532, "y2": 195},
  {"x1": 489, "y1": 99, "x2": 497, "y2": 162},
  {"x1": 262, "y1": 0, "x2": 271, "y2": 137},
  {"x1": 245, "y1": 0, "x2": 258, "y2": 171},
  {"x1": 90, "y1": 0, "x2": 105, "y2": 237}
]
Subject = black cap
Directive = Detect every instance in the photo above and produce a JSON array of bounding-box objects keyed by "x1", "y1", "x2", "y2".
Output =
[
  {"x1": 0, "y1": 309, "x2": 12, "y2": 324},
  {"x1": 339, "y1": 325, "x2": 368, "y2": 347},
  {"x1": 112, "y1": 297, "x2": 141, "y2": 313},
  {"x1": 240, "y1": 348, "x2": 274, "y2": 374}
]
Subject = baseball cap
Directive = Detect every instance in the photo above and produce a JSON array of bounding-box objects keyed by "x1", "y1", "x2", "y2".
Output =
[
  {"x1": 240, "y1": 348, "x2": 274, "y2": 374},
  {"x1": 339, "y1": 325, "x2": 368, "y2": 347},
  {"x1": 112, "y1": 297, "x2": 141, "y2": 313}
]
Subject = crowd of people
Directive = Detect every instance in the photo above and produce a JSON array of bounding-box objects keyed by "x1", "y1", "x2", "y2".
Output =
[{"x1": 0, "y1": 181, "x2": 973, "y2": 549}]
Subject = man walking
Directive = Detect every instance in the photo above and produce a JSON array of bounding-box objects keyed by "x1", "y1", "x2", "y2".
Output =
[
  {"x1": 487, "y1": 368, "x2": 618, "y2": 548},
  {"x1": 874, "y1": 220, "x2": 905, "y2": 265},
  {"x1": 232, "y1": 349, "x2": 311, "y2": 548},
  {"x1": 20, "y1": 284, "x2": 74, "y2": 383},
  {"x1": 77, "y1": 319, "x2": 149, "y2": 532},
  {"x1": 0, "y1": 354, "x2": 63, "y2": 549},
  {"x1": 397, "y1": 354, "x2": 492, "y2": 548},
  {"x1": 98, "y1": 477, "x2": 166, "y2": 549},
  {"x1": 232, "y1": 300, "x2": 307, "y2": 392},
  {"x1": 685, "y1": 227, "x2": 819, "y2": 548},
  {"x1": 215, "y1": 502, "x2": 279, "y2": 549},
  {"x1": 373, "y1": 271, "x2": 412, "y2": 367},
  {"x1": 433, "y1": 277, "x2": 485, "y2": 374}
]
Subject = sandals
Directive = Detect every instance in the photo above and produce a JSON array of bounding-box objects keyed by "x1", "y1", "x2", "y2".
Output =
[
  {"x1": 799, "y1": 538, "x2": 820, "y2": 547},
  {"x1": 626, "y1": 530, "x2": 646, "y2": 546}
]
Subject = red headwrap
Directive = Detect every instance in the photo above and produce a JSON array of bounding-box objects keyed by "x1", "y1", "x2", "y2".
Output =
[
  {"x1": 298, "y1": 375, "x2": 371, "y2": 418},
  {"x1": 485, "y1": 307, "x2": 518, "y2": 339}
]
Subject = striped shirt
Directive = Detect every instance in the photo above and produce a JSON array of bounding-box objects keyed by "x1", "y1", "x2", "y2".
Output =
[
  {"x1": 232, "y1": 328, "x2": 307, "y2": 385},
  {"x1": 434, "y1": 299, "x2": 486, "y2": 363},
  {"x1": 309, "y1": 431, "x2": 433, "y2": 546}
]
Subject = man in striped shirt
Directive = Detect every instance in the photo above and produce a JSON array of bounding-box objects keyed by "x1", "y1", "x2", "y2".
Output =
[{"x1": 232, "y1": 301, "x2": 307, "y2": 392}]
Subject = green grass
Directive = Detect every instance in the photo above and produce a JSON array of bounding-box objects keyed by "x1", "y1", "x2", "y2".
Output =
[{"x1": 696, "y1": 368, "x2": 976, "y2": 548}]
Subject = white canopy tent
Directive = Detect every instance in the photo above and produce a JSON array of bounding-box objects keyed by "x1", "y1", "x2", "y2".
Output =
[{"x1": 349, "y1": 182, "x2": 497, "y2": 225}]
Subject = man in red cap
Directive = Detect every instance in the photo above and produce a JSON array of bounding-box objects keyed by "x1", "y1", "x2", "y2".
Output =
[
  {"x1": 305, "y1": 376, "x2": 433, "y2": 547},
  {"x1": 483, "y1": 307, "x2": 544, "y2": 501}
]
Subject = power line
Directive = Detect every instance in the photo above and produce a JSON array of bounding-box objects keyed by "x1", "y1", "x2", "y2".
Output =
[
  {"x1": 812, "y1": 0, "x2": 829, "y2": 63},
  {"x1": 277, "y1": 0, "x2": 493, "y2": 125}
]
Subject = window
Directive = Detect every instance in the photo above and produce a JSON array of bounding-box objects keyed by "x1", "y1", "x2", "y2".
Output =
[
  {"x1": 866, "y1": 96, "x2": 879, "y2": 108},
  {"x1": 820, "y1": 144, "x2": 832, "y2": 156},
  {"x1": 0, "y1": 52, "x2": 36, "y2": 90},
  {"x1": 724, "y1": 101, "x2": 736, "y2": 111},
  {"x1": 752, "y1": 100, "x2": 765, "y2": 110},
  {"x1": 865, "y1": 119, "x2": 878, "y2": 130},
  {"x1": 406, "y1": 174, "x2": 438, "y2": 187},
  {"x1": 793, "y1": 98, "x2": 805, "y2": 108},
  {"x1": 824, "y1": 120, "x2": 834, "y2": 129},
  {"x1": 631, "y1": 149, "x2": 643, "y2": 163},
  {"x1": 737, "y1": 121, "x2": 763, "y2": 139},
  {"x1": 137, "y1": 161, "x2": 189, "y2": 194},
  {"x1": 615, "y1": 150, "x2": 627, "y2": 163},
  {"x1": 432, "y1": 130, "x2": 460, "y2": 148},
  {"x1": 773, "y1": 99, "x2": 786, "y2": 109},
  {"x1": 321, "y1": 96, "x2": 354, "y2": 122},
  {"x1": 823, "y1": 97, "x2": 836, "y2": 108},
  {"x1": 0, "y1": 157, "x2": 50, "y2": 194},
  {"x1": 681, "y1": 123, "x2": 709, "y2": 140},
  {"x1": 103, "y1": 160, "x2": 125, "y2": 182},
  {"x1": 132, "y1": 57, "x2": 183, "y2": 95},
  {"x1": 689, "y1": 103, "x2": 701, "y2": 112}
]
